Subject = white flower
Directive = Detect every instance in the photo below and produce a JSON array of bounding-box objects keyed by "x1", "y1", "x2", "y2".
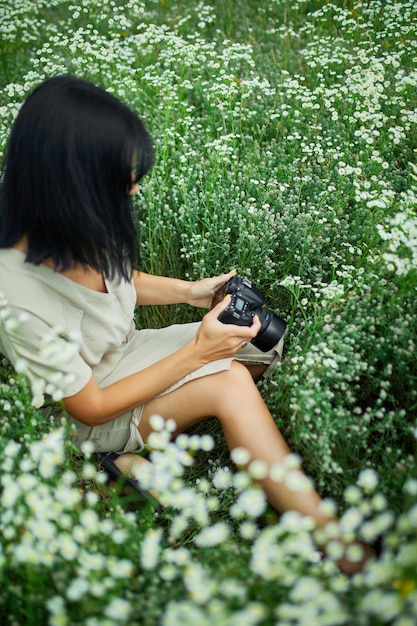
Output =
[
  {"x1": 51, "y1": 388, "x2": 64, "y2": 402},
  {"x1": 3, "y1": 440, "x2": 21, "y2": 458},
  {"x1": 149, "y1": 414, "x2": 166, "y2": 432},
  {"x1": 344, "y1": 485, "x2": 363, "y2": 504},
  {"x1": 108, "y1": 529, "x2": 126, "y2": 548},
  {"x1": 220, "y1": 579, "x2": 247, "y2": 601},
  {"x1": 235, "y1": 488, "x2": 267, "y2": 518},
  {"x1": 17, "y1": 473, "x2": 38, "y2": 492},
  {"x1": 228, "y1": 602, "x2": 267, "y2": 624},
  {"x1": 148, "y1": 430, "x2": 170, "y2": 450},
  {"x1": 78, "y1": 551, "x2": 106, "y2": 571},
  {"x1": 360, "y1": 589, "x2": 403, "y2": 620},
  {"x1": 340, "y1": 507, "x2": 364, "y2": 533},
  {"x1": 318, "y1": 498, "x2": 337, "y2": 517},
  {"x1": 14, "y1": 357, "x2": 28, "y2": 373},
  {"x1": 4, "y1": 317, "x2": 18, "y2": 332},
  {"x1": 140, "y1": 528, "x2": 163, "y2": 571},
  {"x1": 270, "y1": 463, "x2": 286, "y2": 482},
  {"x1": 323, "y1": 357, "x2": 338, "y2": 369},
  {"x1": 38, "y1": 451, "x2": 63, "y2": 478},
  {"x1": 283, "y1": 454, "x2": 302, "y2": 469},
  {"x1": 357, "y1": 469, "x2": 379, "y2": 491},
  {"x1": 163, "y1": 547, "x2": 191, "y2": 567},
  {"x1": 79, "y1": 509, "x2": 99, "y2": 531},
  {"x1": 82, "y1": 463, "x2": 98, "y2": 480},
  {"x1": 64, "y1": 373, "x2": 76, "y2": 386},
  {"x1": 1, "y1": 481, "x2": 21, "y2": 508},
  {"x1": 80, "y1": 441, "x2": 95, "y2": 457},
  {"x1": 159, "y1": 564, "x2": 178, "y2": 581},
  {"x1": 175, "y1": 434, "x2": 190, "y2": 449},
  {"x1": 230, "y1": 446, "x2": 251, "y2": 465},
  {"x1": 31, "y1": 378, "x2": 46, "y2": 407},
  {"x1": 345, "y1": 543, "x2": 364, "y2": 563},
  {"x1": 183, "y1": 563, "x2": 216, "y2": 605},
  {"x1": 371, "y1": 493, "x2": 388, "y2": 511},
  {"x1": 291, "y1": 576, "x2": 323, "y2": 601},
  {"x1": 248, "y1": 460, "x2": 268, "y2": 480},
  {"x1": 285, "y1": 470, "x2": 313, "y2": 493},
  {"x1": 200, "y1": 435, "x2": 214, "y2": 451},
  {"x1": 194, "y1": 522, "x2": 230, "y2": 547},
  {"x1": 54, "y1": 485, "x2": 82, "y2": 507},
  {"x1": 212, "y1": 467, "x2": 232, "y2": 489},
  {"x1": 196, "y1": 478, "x2": 211, "y2": 494},
  {"x1": 239, "y1": 521, "x2": 258, "y2": 540},
  {"x1": 104, "y1": 598, "x2": 132, "y2": 621},
  {"x1": 46, "y1": 595, "x2": 66, "y2": 619},
  {"x1": 131, "y1": 459, "x2": 154, "y2": 488},
  {"x1": 14, "y1": 543, "x2": 41, "y2": 565},
  {"x1": 57, "y1": 535, "x2": 79, "y2": 561},
  {"x1": 168, "y1": 515, "x2": 189, "y2": 540},
  {"x1": 280, "y1": 510, "x2": 307, "y2": 533},
  {"x1": 165, "y1": 418, "x2": 177, "y2": 433},
  {"x1": 250, "y1": 526, "x2": 285, "y2": 580},
  {"x1": 66, "y1": 577, "x2": 90, "y2": 601},
  {"x1": 233, "y1": 472, "x2": 252, "y2": 491}
]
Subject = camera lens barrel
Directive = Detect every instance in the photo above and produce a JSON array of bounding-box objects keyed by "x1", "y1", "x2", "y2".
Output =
[
  {"x1": 252, "y1": 309, "x2": 287, "y2": 352},
  {"x1": 215, "y1": 275, "x2": 287, "y2": 353}
]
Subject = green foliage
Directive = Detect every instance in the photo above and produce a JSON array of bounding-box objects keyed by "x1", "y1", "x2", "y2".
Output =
[{"x1": 1, "y1": 0, "x2": 417, "y2": 624}]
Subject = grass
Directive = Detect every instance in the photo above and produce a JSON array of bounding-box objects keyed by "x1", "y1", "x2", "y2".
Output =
[{"x1": 1, "y1": 0, "x2": 417, "y2": 624}]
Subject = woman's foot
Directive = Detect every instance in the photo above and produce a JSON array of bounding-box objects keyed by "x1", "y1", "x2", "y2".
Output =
[
  {"x1": 113, "y1": 452, "x2": 162, "y2": 504},
  {"x1": 337, "y1": 542, "x2": 376, "y2": 576}
]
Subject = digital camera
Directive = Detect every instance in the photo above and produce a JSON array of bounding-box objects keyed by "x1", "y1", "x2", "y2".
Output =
[{"x1": 212, "y1": 275, "x2": 287, "y2": 352}]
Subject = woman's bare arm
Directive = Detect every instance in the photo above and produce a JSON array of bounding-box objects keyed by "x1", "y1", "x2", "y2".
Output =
[
  {"x1": 132, "y1": 269, "x2": 234, "y2": 308},
  {"x1": 63, "y1": 299, "x2": 261, "y2": 426},
  {"x1": 63, "y1": 339, "x2": 205, "y2": 425}
]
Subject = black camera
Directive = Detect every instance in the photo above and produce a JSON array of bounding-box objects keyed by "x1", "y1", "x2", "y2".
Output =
[{"x1": 212, "y1": 275, "x2": 287, "y2": 352}]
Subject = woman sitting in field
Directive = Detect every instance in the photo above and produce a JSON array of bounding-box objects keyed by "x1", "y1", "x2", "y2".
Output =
[{"x1": 0, "y1": 76, "x2": 371, "y2": 574}]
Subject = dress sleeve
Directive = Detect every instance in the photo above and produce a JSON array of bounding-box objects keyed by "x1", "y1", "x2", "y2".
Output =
[{"x1": 0, "y1": 307, "x2": 92, "y2": 401}]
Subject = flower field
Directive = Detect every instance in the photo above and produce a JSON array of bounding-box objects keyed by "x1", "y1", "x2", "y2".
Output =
[{"x1": 0, "y1": 0, "x2": 416, "y2": 624}]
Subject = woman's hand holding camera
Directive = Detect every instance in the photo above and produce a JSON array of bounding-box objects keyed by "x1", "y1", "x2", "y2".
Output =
[
  {"x1": 193, "y1": 295, "x2": 261, "y2": 364},
  {"x1": 187, "y1": 270, "x2": 236, "y2": 309}
]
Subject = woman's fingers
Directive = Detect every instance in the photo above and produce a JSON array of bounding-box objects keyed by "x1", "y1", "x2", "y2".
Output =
[
  {"x1": 188, "y1": 272, "x2": 234, "y2": 308},
  {"x1": 202, "y1": 298, "x2": 261, "y2": 351},
  {"x1": 206, "y1": 269, "x2": 236, "y2": 297},
  {"x1": 211, "y1": 297, "x2": 261, "y2": 334},
  {"x1": 213, "y1": 268, "x2": 236, "y2": 286}
]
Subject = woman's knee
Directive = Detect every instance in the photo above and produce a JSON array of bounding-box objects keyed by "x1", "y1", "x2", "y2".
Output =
[
  {"x1": 209, "y1": 360, "x2": 252, "y2": 392},
  {"x1": 227, "y1": 359, "x2": 256, "y2": 385},
  {"x1": 211, "y1": 362, "x2": 258, "y2": 414},
  {"x1": 140, "y1": 362, "x2": 255, "y2": 436}
]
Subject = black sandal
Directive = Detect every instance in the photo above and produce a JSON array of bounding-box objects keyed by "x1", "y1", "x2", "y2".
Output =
[{"x1": 96, "y1": 451, "x2": 161, "y2": 512}]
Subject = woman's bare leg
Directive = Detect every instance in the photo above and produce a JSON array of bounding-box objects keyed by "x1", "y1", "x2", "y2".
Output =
[
  {"x1": 138, "y1": 361, "x2": 329, "y2": 523},
  {"x1": 112, "y1": 361, "x2": 372, "y2": 573}
]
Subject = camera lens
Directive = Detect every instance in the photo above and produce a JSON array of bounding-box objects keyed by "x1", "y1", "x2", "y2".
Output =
[
  {"x1": 252, "y1": 309, "x2": 287, "y2": 352},
  {"x1": 212, "y1": 275, "x2": 287, "y2": 353}
]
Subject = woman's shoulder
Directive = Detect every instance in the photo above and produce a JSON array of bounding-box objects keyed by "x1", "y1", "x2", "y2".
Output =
[
  {"x1": 0, "y1": 247, "x2": 47, "y2": 289},
  {"x1": 0, "y1": 246, "x2": 37, "y2": 270},
  {"x1": 0, "y1": 247, "x2": 136, "y2": 321},
  {"x1": 0, "y1": 248, "x2": 71, "y2": 319},
  {"x1": 0, "y1": 247, "x2": 39, "y2": 289}
]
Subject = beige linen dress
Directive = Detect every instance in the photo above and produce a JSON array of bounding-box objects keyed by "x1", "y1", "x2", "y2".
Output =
[{"x1": 0, "y1": 248, "x2": 283, "y2": 453}]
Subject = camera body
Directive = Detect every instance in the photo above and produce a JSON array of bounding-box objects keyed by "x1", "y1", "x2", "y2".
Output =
[{"x1": 214, "y1": 275, "x2": 287, "y2": 352}]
